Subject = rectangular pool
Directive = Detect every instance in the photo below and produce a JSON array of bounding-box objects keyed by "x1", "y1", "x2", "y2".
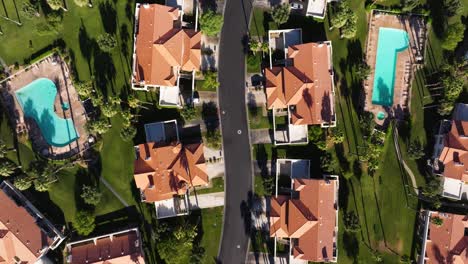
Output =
[{"x1": 372, "y1": 27, "x2": 409, "y2": 106}]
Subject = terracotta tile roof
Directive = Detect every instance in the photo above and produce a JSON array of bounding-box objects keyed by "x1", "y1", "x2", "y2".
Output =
[
  {"x1": 68, "y1": 229, "x2": 145, "y2": 264},
  {"x1": 425, "y1": 212, "x2": 468, "y2": 264},
  {"x1": 438, "y1": 119, "x2": 468, "y2": 181},
  {"x1": 0, "y1": 187, "x2": 56, "y2": 263},
  {"x1": 270, "y1": 178, "x2": 338, "y2": 262},
  {"x1": 265, "y1": 42, "x2": 334, "y2": 125},
  {"x1": 134, "y1": 4, "x2": 201, "y2": 86},
  {"x1": 133, "y1": 141, "x2": 208, "y2": 202}
]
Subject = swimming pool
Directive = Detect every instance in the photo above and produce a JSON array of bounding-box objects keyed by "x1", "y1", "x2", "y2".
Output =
[
  {"x1": 372, "y1": 27, "x2": 409, "y2": 106},
  {"x1": 15, "y1": 78, "x2": 79, "y2": 147}
]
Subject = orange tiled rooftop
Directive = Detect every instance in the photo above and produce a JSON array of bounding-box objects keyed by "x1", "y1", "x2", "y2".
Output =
[
  {"x1": 134, "y1": 3, "x2": 201, "y2": 87},
  {"x1": 438, "y1": 119, "x2": 468, "y2": 182},
  {"x1": 270, "y1": 178, "x2": 338, "y2": 262},
  {"x1": 134, "y1": 141, "x2": 208, "y2": 202},
  {"x1": 424, "y1": 212, "x2": 468, "y2": 264},
  {"x1": 67, "y1": 229, "x2": 145, "y2": 264},
  {"x1": 0, "y1": 182, "x2": 63, "y2": 263},
  {"x1": 265, "y1": 42, "x2": 334, "y2": 125}
]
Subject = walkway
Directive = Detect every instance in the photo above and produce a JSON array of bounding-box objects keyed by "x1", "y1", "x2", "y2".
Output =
[
  {"x1": 217, "y1": 0, "x2": 254, "y2": 261},
  {"x1": 190, "y1": 192, "x2": 225, "y2": 209},
  {"x1": 250, "y1": 129, "x2": 273, "y2": 144},
  {"x1": 100, "y1": 177, "x2": 130, "y2": 207},
  {"x1": 393, "y1": 125, "x2": 419, "y2": 195}
]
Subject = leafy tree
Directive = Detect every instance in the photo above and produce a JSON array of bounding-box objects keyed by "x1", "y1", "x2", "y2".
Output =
[
  {"x1": 356, "y1": 62, "x2": 371, "y2": 80},
  {"x1": 431, "y1": 216, "x2": 444, "y2": 226},
  {"x1": 0, "y1": 161, "x2": 16, "y2": 177},
  {"x1": 46, "y1": 0, "x2": 63, "y2": 10},
  {"x1": 21, "y1": 2, "x2": 40, "y2": 19},
  {"x1": 35, "y1": 22, "x2": 55, "y2": 36},
  {"x1": 330, "y1": 126, "x2": 344, "y2": 144},
  {"x1": 120, "y1": 126, "x2": 137, "y2": 142},
  {"x1": 74, "y1": 80, "x2": 94, "y2": 98},
  {"x1": 86, "y1": 119, "x2": 110, "y2": 134},
  {"x1": 97, "y1": 33, "x2": 117, "y2": 52},
  {"x1": 437, "y1": 100, "x2": 455, "y2": 116},
  {"x1": 422, "y1": 178, "x2": 441, "y2": 198},
  {"x1": 271, "y1": 4, "x2": 290, "y2": 25},
  {"x1": 408, "y1": 141, "x2": 425, "y2": 159},
  {"x1": 81, "y1": 185, "x2": 102, "y2": 206},
  {"x1": 202, "y1": 71, "x2": 219, "y2": 91},
  {"x1": 331, "y1": 1, "x2": 351, "y2": 28},
  {"x1": 74, "y1": 0, "x2": 89, "y2": 7},
  {"x1": 441, "y1": 75, "x2": 464, "y2": 101},
  {"x1": 359, "y1": 112, "x2": 375, "y2": 137},
  {"x1": 101, "y1": 103, "x2": 119, "y2": 118},
  {"x1": 308, "y1": 126, "x2": 323, "y2": 142},
  {"x1": 157, "y1": 220, "x2": 198, "y2": 264},
  {"x1": 181, "y1": 105, "x2": 198, "y2": 122},
  {"x1": 73, "y1": 211, "x2": 96, "y2": 236},
  {"x1": 341, "y1": 13, "x2": 357, "y2": 39},
  {"x1": 199, "y1": 10, "x2": 223, "y2": 37},
  {"x1": 14, "y1": 174, "x2": 33, "y2": 191},
  {"x1": 316, "y1": 140, "x2": 327, "y2": 151},
  {"x1": 45, "y1": 12, "x2": 63, "y2": 31},
  {"x1": 344, "y1": 211, "x2": 360, "y2": 232},
  {"x1": 441, "y1": 22, "x2": 465, "y2": 51}
]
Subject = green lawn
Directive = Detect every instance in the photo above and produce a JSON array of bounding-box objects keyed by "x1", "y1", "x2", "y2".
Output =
[
  {"x1": 196, "y1": 177, "x2": 224, "y2": 195},
  {"x1": 247, "y1": 53, "x2": 262, "y2": 73},
  {"x1": 254, "y1": 175, "x2": 266, "y2": 197},
  {"x1": 249, "y1": 7, "x2": 277, "y2": 38},
  {"x1": 248, "y1": 106, "x2": 271, "y2": 129},
  {"x1": 200, "y1": 207, "x2": 223, "y2": 263}
]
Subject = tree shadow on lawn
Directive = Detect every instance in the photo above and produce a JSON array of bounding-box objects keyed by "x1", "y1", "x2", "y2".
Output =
[
  {"x1": 427, "y1": 0, "x2": 446, "y2": 39},
  {"x1": 93, "y1": 50, "x2": 116, "y2": 97},
  {"x1": 79, "y1": 22, "x2": 95, "y2": 76},
  {"x1": 342, "y1": 231, "x2": 360, "y2": 264},
  {"x1": 99, "y1": 1, "x2": 117, "y2": 35},
  {"x1": 281, "y1": 14, "x2": 326, "y2": 42},
  {"x1": 23, "y1": 189, "x2": 66, "y2": 227}
]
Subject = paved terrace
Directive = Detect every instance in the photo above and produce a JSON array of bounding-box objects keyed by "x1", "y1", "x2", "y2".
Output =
[
  {"x1": 0, "y1": 56, "x2": 89, "y2": 159},
  {"x1": 364, "y1": 11, "x2": 426, "y2": 125}
]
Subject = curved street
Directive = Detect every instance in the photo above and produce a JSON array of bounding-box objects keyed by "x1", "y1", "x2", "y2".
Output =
[{"x1": 217, "y1": 0, "x2": 254, "y2": 262}]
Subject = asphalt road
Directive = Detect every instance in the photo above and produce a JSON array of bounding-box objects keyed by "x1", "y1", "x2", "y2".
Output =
[{"x1": 216, "y1": 0, "x2": 254, "y2": 263}]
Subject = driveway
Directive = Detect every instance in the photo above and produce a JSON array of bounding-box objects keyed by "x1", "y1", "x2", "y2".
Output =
[
  {"x1": 190, "y1": 192, "x2": 225, "y2": 209},
  {"x1": 217, "y1": 0, "x2": 254, "y2": 262},
  {"x1": 250, "y1": 129, "x2": 273, "y2": 144}
]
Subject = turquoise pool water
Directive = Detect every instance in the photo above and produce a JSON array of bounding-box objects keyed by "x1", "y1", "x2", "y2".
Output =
[
  {"x1": 15, "y1": 78, "x2": 79, "y2": 147},
  {"x1": 372, "y1": 27, "x2": 409, "y2": 106}
]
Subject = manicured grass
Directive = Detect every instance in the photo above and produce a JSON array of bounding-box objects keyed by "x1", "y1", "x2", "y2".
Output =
[
  {"x1": 249, "y1": 7, "x2": 277, "y2": 38},
  {"x1": 196, "y1": 177, "x2": 224, "y2": 195},
  {"x1": 248, "y1": 106, "x2": 271, "y2": 129},
  {"x1": 247, "y1": 53, "x2": 262, "y2": 73},
  {"x1": 195, "y1": 79, "x2": 217, "y2": 92},
  {"x1": 200, "y1": 207, "x2": 223, "y2": 263},
  {"x1": 254, "y1": 175, "x2": 266, "y2": 197}
]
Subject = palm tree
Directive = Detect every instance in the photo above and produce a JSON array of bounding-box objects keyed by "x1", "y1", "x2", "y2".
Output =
[
  {"x1": 0, "y1": 161, "x2": 17, "y2": 177},
  {"x1": 127, "y1": 95, "x2": 149, "y2": 109},
  {"x1": 120, "y1": 126, "x2": 137, "y2": 142},
  {"x1": 121, "y1": 110, "x2": 135, "y2": 128},
  {"x1": 101, "y1": 103, "x2": 119, "y2": 118},
  {"x1": 260, "y1": 42, "x2": 269, "y2": 57},
  {"x1": 109, "y1": 95, "x2": 122, "y2": 106},
  {"x1": 249, "y1": 40, "x2": 260, "y2": 53},
  {"x1": 86, "y1": 119, "x2": 111, "y2": 135},
  {"x1": 0, "y1": 142, "x2": 8, "y2": 159},
  {"x1": 75, "y1": 81, "x2": 94, "y2": 98},
  {"x1": 91, "y1": 93, "x2": 104, "y2": 107}
]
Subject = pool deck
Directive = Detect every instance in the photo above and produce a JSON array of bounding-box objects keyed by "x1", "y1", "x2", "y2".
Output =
[
  {"x1": 0, "y1": 55, "x2": 89, "y2": 159},
  {"x1": 364, "y1": 10, "x2": 427, "y2": 125}
]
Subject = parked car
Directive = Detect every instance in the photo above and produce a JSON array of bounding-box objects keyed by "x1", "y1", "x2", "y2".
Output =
[{"x1": 290, "y1": 2, "x2": 303, "y2": 9}]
